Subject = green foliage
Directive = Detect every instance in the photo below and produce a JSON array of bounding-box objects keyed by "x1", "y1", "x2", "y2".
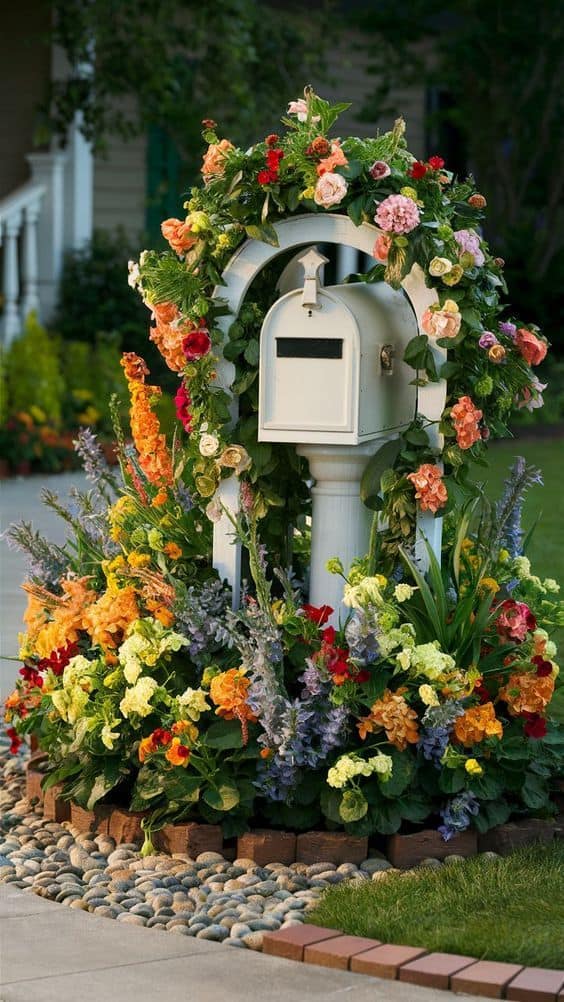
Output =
[
  {"x1": 5, "y1": 313, "x2": 65, "y2": 423},
  {"x1": 354, "y1": 0, "x2": 564, "y2": 352},
  {"x1": 40, "y1": 0, "x2": 328, "y2": 157}
]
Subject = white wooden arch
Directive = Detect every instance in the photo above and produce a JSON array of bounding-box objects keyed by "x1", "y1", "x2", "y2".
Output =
[{"x1": 210, "y1": 213, "x2": 446, "y2": 599}]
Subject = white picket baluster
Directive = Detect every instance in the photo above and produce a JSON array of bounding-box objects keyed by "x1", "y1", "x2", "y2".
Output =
[
  {"x1": 21, "y1": 200, "x2": 41, "y2": 323},
  {"x1": 2, "y1": 212, "x2": 22, "y2": 344}
]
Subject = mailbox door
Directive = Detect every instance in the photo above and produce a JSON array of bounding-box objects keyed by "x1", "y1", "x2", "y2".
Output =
[{"x1": 259, "y1": 289, "x2": 360, "y2": 443}]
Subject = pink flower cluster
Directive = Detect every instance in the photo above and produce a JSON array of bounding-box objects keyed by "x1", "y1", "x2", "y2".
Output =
[
  {"x1": 496, "y1": 599, "x2": 537, "y2": 643},
  {"x1": 454, "y1": 229, "x2": 485, "y2": 266},
  {"x1": 375, "y1": 194, "x2": 420, "y2": 235},
  {"x1": 407, "y1": 464, "x2": 448, "y2": 513},
  {"x1": 450, "y1": 395, "x2": 483, "y2": 450}
]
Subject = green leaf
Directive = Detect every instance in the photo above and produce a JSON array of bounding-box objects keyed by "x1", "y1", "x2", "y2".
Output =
[
  {"x1": 202, "y1": 783, "x2": 240, "y2": 812},
  {"x1": 438, "y1": 767, "x2": 466, "y2": 794},
  {"x1": 243, "y1": 339, "x2": 259, "y2": 366},
  {"x1": 379, "y1": 751, "x2": 414, "y2": 798},
  {"x1": 347, "y1": 195, "x2": 365, "y2": 226},
  {"x1": 245, "y1": 223, "x2": 279, "y2": 247},
  {"x1": 461, "y1": 307, "x2": 482, "y2": 330},
  {"x1": 370, "y1": 800, "x2": 402, "y2": 834},
  {"x1": 521, "y1": 772, "x2": 550, "y2": 810},
  {"x1": 360, "y1": 440, "x2": 401, "y2": 510},
  {"x1": 403, "y1": 334, "x2": 430, "y2": 369},
  {"x1": 320, "y1": 786, "x2": 342, "y2": 824},
  {"x1": 473, "y1": 799, "x2": 511, "y2": 833},
  {"x1": 339, "y1": 789, "x2": 368, "y2": 823},
  {"x1": 204, "y1": 719, "x2": 244, "y2": 750}
]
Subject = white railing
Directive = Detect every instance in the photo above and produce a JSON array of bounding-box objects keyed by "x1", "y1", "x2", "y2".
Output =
[{"x1": 0, "y1": 180, "x2": 45, "y2": 345}]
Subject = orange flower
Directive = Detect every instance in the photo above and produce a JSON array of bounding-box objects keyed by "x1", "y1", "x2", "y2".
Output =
[
  {"x1": 453, "y1": 701, "x2": 503, "y2": 746},
  {"x1": 498, "y1": 672, "x2": 554, "y2": 716},
  {"x1": 145, "y1": 599, "x2": 175, "y2": 628},
  {"x1": 407, "y1": 464, "x2": 448, "y2": 513},
  {"x1": 23, "y1": 592, "x2": 49, "y2": 640},
  {"x1": 171, "y1": 720, "x2": 199, "y2": 743},
  {"x1": 27, "y1": 577, "x2": 98, "y2": 657},
  {"x1": 5, "y1": 690, "x2": 20, "y2": 710},
  {"x1": 165, "y1": 737, "x2": 191, "y2": 766},
  {"x1": 83, "y1": 586, "x2": 140, "y2": 652},
  {"x1": 357, "y1": 688, "x2": 419, "y2": 751},
  {"x1": 209, "y1": 668, "x2": 257, "y2": 745},
  {"x1": 151, "y1": 489, "x2": 168, "y2": 508},
  {"x1": 138, "y1": 735, "x2": 156, "y2": 763},
  {"x1": 164, "y1": 542, "x2": 182, "y2": 560},
  {"x1": 160, "y1": 218, "x2": 198, "y2": 255},
  {"x1": 201, "y1": 139, "x2": 234, "y2": 177},
  {"x1": 450, "y1": 395, "x2": 483, "y2": 450},
  {"x1": 121, "y1": 353, "x2": 174, "y2": 488},
  {"x1": 316, "y1": 140, "x2": 348, "y2": 177},
  {"x1": 150, "y1": 301, "x2": 180, "y2": 325},
  {"x1": 149, "y1": 318, "x2": 194, "y2": 373}
]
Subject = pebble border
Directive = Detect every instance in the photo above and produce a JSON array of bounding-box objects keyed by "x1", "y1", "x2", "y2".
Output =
[
  {"x1": 263, "y1": 926, "x2": 564, "y2": 999},
  {"x1": 3, "y1": 743, "x2": 563, "y2": 991}
]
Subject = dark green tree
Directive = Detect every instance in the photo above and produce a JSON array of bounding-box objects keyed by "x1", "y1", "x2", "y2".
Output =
[
  {"x1": 40, "y1": 0, "x2": 329, "y2": 155},
  {"x1": 355, "y1": 0, "x2": 564, "y2": 348}
]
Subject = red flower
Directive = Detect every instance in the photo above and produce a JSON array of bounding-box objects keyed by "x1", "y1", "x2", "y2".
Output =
[
  {"x1": 532, "y1": 655, "x2": 553, "y2": 677},
  {"x1": 174, "y1": 382, "x2": 193, "y2": 433},
  {"x1": 322, "y1": 626, "x2": 336, "y2": 645},
  {"x1": 302, "y1": 604, "x2": 333, "y2": 626},
  {"x1": 495, "y1": 599, "x2": 537, "y2": 642},
  {"x1": 427, "y1": 155, "x2": 445, "y2": 170},
  {"x1": 473, "y1": 677, "x2": 491, "y2": 704},
  {"x1": 522, "y1": 711, "x2": 547, "y2": 739},
  {"x1": 19, "y1": 664, "x2": 43, "y2": 688},
  {"x1": 409, "y1": 161, "x2": 428, "y2": 179},
  {"x1": 37, "y1": 641, "x2": 79, "y2": 677},
  {"x1": 6, "y1": 727, "x2": 22, "y2": 755},
  {"x1": 266, "y1": 149, "x2": 284, "y2": 169},
  {"x1": 152, "y1": 728, "x2": 172, "y2": 746},
  {"x1": 257, "y1": 168, "x2": 278, "y2": 186},
  {"x1": 265, "y1": 133, "x2": 279, "y2": 147},
  {"x1": 182, "y1": 327, "x2": 211, "y2": 361}
]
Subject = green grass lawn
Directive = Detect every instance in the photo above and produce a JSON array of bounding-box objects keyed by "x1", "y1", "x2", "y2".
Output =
[{"x1": 307, "y1": 842, "x2": 564, "y2": 969}]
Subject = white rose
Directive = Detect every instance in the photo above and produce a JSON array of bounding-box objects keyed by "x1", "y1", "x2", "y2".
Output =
[
  {"x1": 428, "y1": 256, "x2": 453, "y2": 277},
  {"x1": 205, "y1": 496, "x2": 223, "y2": 523},
  {"x1": 199, "y1": 433, "x2": 220, "y2": 458},
  {"x1": 314, "y1": 172, "x2": 348, "y2": 209},
  {"x1": 394, "y1": 583, "x2": 416, "y2": 603}
]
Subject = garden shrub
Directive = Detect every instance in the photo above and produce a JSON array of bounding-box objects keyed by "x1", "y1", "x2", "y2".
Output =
[{"x1": 5, "y1": 313, "x2": 65, "y2": 424}]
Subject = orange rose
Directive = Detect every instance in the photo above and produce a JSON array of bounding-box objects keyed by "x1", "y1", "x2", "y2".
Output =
[
  {"x1": 515, "y1": 328, "x2": 548, "y2": 366},
  {"x1": 373, "y1": 233, "x2": 392, "y2": 263},
  {"x1": 160, "y1": 218, "x2": 198, "y2": 255},
  {"x1": 150, "y1": 301, "x2": 180, "y2": 325},
  {"x1": 201, "y1": 139, "x2": 234, "y2": 178},
  {"x1": 316, "y1": 140, "x2": 348, "y2": 177}
]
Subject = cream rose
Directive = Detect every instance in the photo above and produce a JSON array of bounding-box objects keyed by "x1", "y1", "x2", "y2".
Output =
[
  {"x1": 428, "y1": 256, "x2": 453, "y2": 277},
  {"x1": 421, "y1": 307, "x2": 462, "y2": 340},
  {"x1": 199, "y1": 433, "x2": 220, "y2": 458},
  {"x1": 314, "y1": 172, "x2": 348, "y2": 209}
]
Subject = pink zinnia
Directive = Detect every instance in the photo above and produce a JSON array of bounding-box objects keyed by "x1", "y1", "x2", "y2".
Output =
[{"x1": 375, "y1": 194, "x2": 420, "y2": 235}]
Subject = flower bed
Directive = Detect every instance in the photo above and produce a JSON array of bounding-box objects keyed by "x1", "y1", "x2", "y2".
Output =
[{"x1": 4, "y1": 89, "x2": 563, "y2": 856}]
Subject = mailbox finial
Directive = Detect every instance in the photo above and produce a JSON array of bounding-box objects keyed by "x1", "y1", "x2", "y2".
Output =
[{"x1": 299, "y1": 247, "x2": 329, "y2": 310}]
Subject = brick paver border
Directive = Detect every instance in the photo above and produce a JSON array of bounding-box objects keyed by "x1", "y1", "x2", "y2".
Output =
[{"x1": 263, "y1": 927, "x2": 564, "y2": 999}]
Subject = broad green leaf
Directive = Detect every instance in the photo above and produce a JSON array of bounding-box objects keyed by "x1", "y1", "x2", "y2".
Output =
[
  {"x1": 360, "y1": 440, "x2": 401, "y2": 510},
  {"x1": 204, "y1": 719, "x2": 244, "y2": 750},
  {"x1": 202, "y1": 783, "x2": 240, "y2": 812}
]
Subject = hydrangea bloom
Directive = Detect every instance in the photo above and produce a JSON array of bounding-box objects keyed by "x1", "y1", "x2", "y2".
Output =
[{"x1": 375, "y1": 194, "x2": 420, "y2": 234}]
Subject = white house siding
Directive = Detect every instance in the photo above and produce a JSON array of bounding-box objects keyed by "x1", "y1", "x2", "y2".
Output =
[{"x1": 92, "y1": 118, "x2": 147, "y2": 245}]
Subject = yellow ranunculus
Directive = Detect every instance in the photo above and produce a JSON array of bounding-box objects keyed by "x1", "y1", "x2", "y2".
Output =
[{"x1": 465, "y1": 758, "x2": 483, "y2": 776}]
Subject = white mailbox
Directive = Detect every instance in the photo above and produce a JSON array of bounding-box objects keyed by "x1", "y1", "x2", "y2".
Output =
[{"x1": 258, "y1": 249, "x2": 419, "y2": 445}]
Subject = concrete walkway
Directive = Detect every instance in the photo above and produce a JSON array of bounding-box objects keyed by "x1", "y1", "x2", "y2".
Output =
[
  {"x1": 0, "y1": 476, "x2": 485, "y2": 1001},
  {"x1": 0, "y1": 886, "x2": 486, "y2": 1002}
]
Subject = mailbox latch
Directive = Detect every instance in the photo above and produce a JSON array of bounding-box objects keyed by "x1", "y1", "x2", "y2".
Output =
[
  {"x1": 380, "y1": 343, "x2": 395, "y2": 374},
  {"x1": 299, "y1": 248, "x2": 329, "y2": 311}
]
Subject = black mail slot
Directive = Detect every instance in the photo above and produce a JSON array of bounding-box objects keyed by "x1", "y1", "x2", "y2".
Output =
[{"x1": 276, "y1": 337, "x2": 343, "y2": 359}]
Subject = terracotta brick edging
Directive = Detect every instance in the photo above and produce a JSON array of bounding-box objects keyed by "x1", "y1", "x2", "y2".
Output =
[{"x1": 262, "y1": 927, "x2": 564, "y2": 999}]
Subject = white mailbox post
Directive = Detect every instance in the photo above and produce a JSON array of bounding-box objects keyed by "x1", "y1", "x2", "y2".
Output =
[{"x1": 211, "y1": 214, "x2": 446, "y2": 617}]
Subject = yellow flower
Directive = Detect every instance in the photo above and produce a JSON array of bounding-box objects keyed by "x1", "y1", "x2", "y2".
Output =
[
  {"x1": 479, "y1": 577, "x2": 500, "y2": 596},
  {"x1": 127, "y1": 552, "x2": 152, "y2": 569},
  {"x1": 465, "y1": 758, "x2": 483, "y2": 776},
  {"x1": 171, "y1": 720, "x2": 199, "y2": 743},
  {"x1": 418, "y1": 684, "x2": 439, "y2": 707},
  {"x1": 108, "y1": 555, "x2": 126, "y2": 572},
  {"x1": 400, "y1": 185, "x2": 419, "y2": 201},
  {"x1": 441, "y1": 264, "x2": 464, "y2": 286},
  {"x1": 499, "y1": 549, "x2": 510, "y2": 563},
  {"x1": 443, "y1": 299, "x2": 459, "y2": 314},
  {"x1": 301, "y1": 187, "x2": 316, "y2": 199}
]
